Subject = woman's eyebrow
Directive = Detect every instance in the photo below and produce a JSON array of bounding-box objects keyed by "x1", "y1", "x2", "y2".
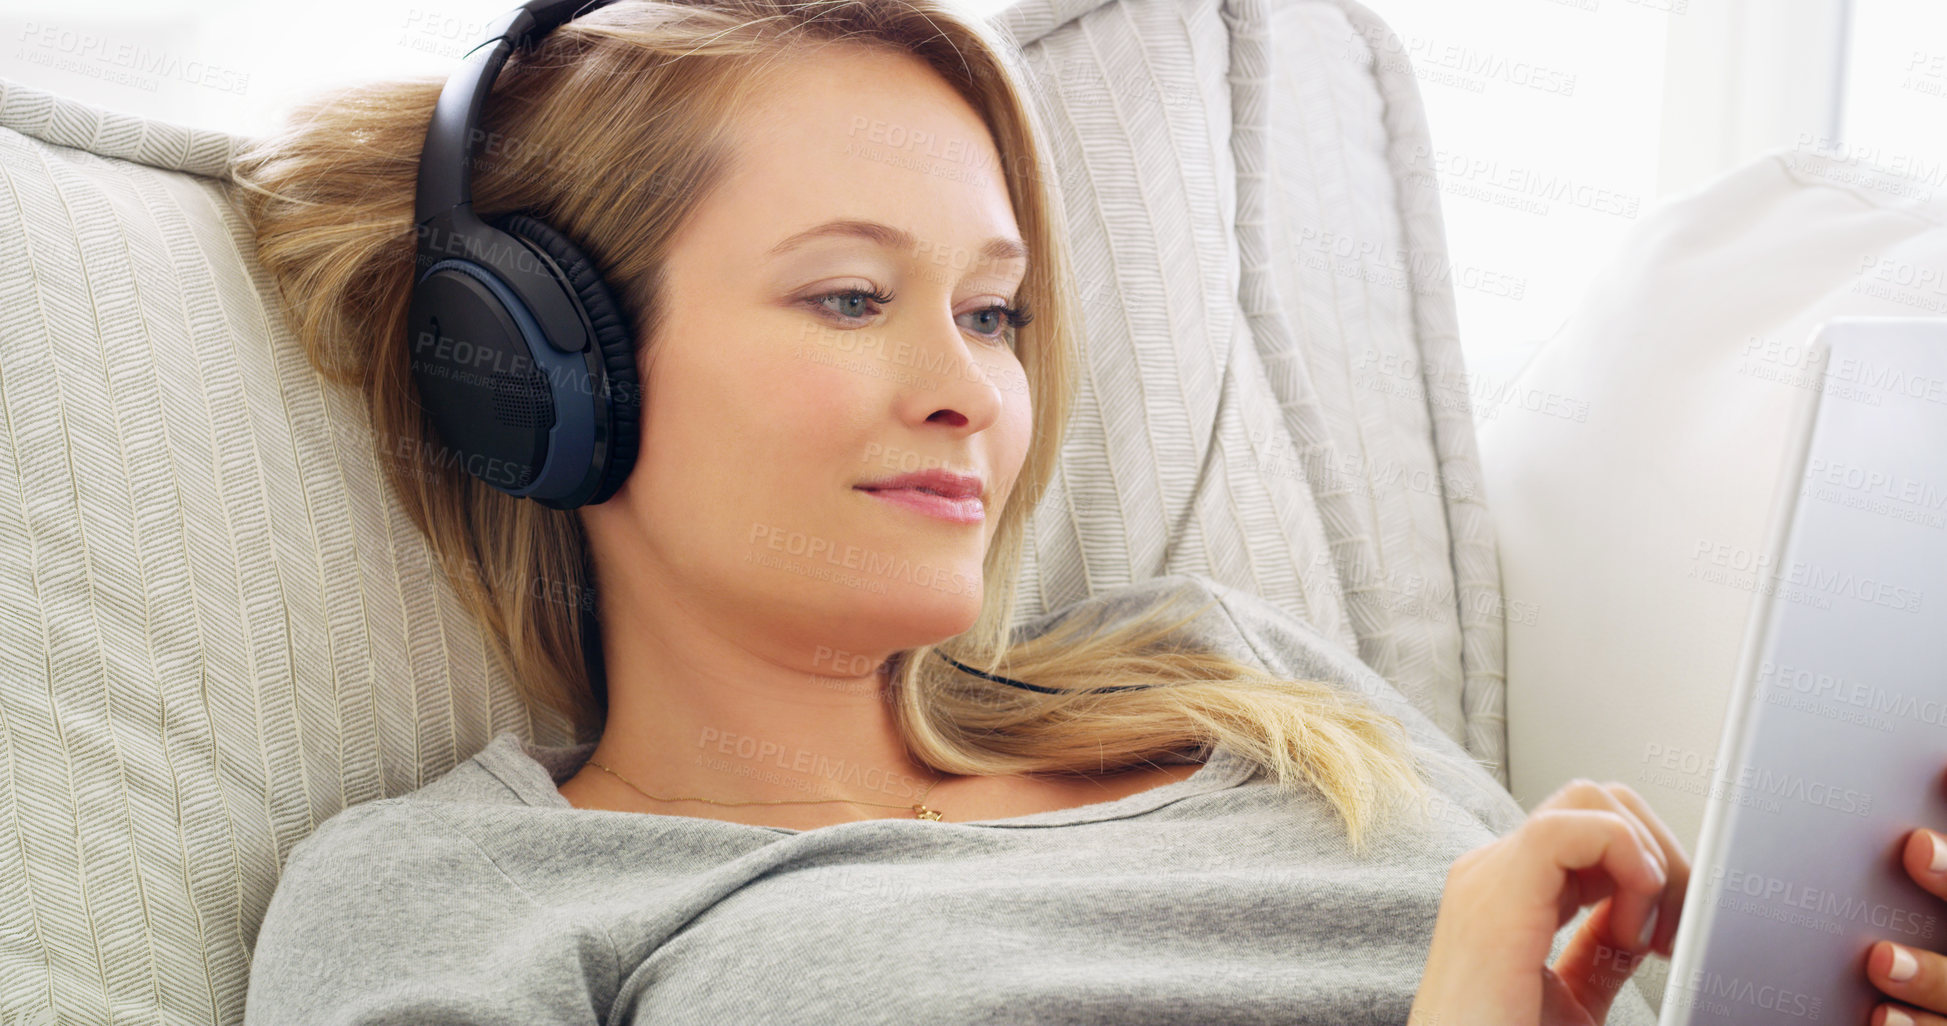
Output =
[{"x1": 767, "y1": 218, "x2": 1029, "y2": 266}]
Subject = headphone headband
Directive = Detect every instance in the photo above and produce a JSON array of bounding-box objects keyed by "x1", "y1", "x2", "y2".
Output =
[{"x1": 415, "y1": 0, "x2": 620, "y2": 226}]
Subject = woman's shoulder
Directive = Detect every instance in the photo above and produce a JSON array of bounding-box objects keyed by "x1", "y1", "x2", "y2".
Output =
[
  {"x1": 259, "y1": 790, "x2": 551, "y2": 960},
  {"x1": 328, "y1": 731, "x2": 573, "y2": 815},
  {"x1": 281, "y1": 796, "x2": 412, "y2": 871},
  {"x1": 272, "y1": 797, "x2": 462, "y2": 906},
  {"x1": 275, "y1": 733, "x2": 548, "y2": 877},
  {"x1": 248, "y1": 789, "x2": 611, "y2": 1025}
]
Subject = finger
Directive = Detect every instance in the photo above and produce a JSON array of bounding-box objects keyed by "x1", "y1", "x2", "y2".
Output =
[
  {"x1": 1905, "y1": 829, "x2": 1947, "y2": 903},
  {"x1": 1559, "y1": 865, "x2": 1625, "y2": 931},
  {"x1": 1551, "y1": 894, "x2": 1654, "y2": 1025},
  {"x1": 1558, "y1": 865, "x2": 1596, "y2": 929},
  {"x1": 1870, "y1": 939, "x2": 1947, "y2": 1018},
  {"x1": 1875, "y1": 1002, "x2": 1947, "y2": 1026},
  {"x1": 1602, "y1": 782, "x2": 1687, "y2": 880},
  {"x1": 1603, "y1": 783, "x2": 1692, "y2": 957},
  {"x1": 1532, "y1": 784, "x2": 1668, "y2": 949},
  {"x1": 1535, "y1": 780, "x2": 1669, "y2": 883},
  {"x1": 1594, "y1": 784, "x2": 1670, "y2": 882},
  {"x1": 1520, "y1": 807, "x2": 1667, "y2": 957}
]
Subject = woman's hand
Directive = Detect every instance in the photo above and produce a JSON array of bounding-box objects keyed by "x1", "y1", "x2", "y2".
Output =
[
  {"x1": 1408, "y1": 779, "x2": 1691, "y2": 1026},
  {"x1": 1864, "y1": 827, "x2": 1947, "y2": 1025}
]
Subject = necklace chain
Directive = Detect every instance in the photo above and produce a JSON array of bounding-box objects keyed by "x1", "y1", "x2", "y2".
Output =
[{"x1": 586, "y1": 757, "x2": 949, "y2": 821}]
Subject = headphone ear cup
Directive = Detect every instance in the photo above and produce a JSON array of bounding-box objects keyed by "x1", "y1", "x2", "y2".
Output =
[{"x1": 489, "y1": 212, "x2": 643, "y2": 506}]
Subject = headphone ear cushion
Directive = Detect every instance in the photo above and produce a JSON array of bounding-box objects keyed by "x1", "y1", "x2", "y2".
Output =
[{"x1": 490, "y1": 212, "x2": 642, "y2": 505}]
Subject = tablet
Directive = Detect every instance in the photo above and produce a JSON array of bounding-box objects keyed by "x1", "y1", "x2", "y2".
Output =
[{"x1": 1658, "y1": 317, "x2": 1947, "y2": 1024}]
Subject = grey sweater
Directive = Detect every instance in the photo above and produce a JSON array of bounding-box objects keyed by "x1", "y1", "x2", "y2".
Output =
[{"x1": 242, "y1": 574, "x2": 1660, "y2": 1025}]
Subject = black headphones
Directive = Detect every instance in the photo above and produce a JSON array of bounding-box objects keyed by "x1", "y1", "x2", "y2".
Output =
[{"x1": 407, "y1": 0, "x2": 635, "y2": 512}]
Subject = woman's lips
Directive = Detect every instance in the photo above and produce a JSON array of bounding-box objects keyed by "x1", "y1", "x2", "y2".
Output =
[{"x1": 855, "y1": 486, "x2": 984, "y2": 525}]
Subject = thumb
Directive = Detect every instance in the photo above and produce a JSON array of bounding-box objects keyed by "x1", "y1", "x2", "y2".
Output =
[{"x1": 1547, "y1": 896, "x2": 1654, "y2": 1024}]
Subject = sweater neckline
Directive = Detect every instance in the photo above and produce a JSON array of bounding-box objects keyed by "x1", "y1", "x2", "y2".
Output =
[{"x1": 476, "y1": 730, "x2": 1259, "y2": 834}]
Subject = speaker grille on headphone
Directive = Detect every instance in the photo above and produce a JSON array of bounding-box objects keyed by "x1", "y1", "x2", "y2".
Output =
[{"x1": 489, "y1": 367, "x2": 555, "y2": 430}]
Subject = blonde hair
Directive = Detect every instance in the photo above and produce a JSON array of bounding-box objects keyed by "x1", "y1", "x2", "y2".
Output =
[{"x1": 228, "y1": 0, "x2": 1438, "y2": 855}]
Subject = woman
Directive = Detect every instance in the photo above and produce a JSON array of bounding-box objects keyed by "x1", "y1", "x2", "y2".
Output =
[{"x1": 231, "y1": 0, "x2": 1689, "y2": 1022}]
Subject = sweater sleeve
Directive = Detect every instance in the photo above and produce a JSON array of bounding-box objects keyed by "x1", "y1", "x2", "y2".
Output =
[{"x1": 242, "y1": 798, "x2": 617, "y2": 1026}]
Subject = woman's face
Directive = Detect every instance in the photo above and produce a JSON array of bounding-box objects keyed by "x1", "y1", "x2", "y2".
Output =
[{"x1": 587, "y1": 45, "x2": 1034, "y2": 667}]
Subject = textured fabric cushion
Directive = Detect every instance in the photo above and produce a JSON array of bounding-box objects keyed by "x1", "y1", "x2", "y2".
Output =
[
  {"x1": 0, "y1": 0, "x2": 1504, "y2": 1020},
  {"x1": 1478, "y1": 148, "x2": 1947, "y2": 1013},
  {"x1": 0, "y1": 83, "x2": 522, "y2": 1026}
]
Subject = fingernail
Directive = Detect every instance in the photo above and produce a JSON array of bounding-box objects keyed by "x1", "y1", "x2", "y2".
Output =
[
  {"x1": 1889, "y1": 943, "x2": 1919, "y2": 983},
  {"x1": 1886, "y1": 1007, "x2": 1915, "y2": 1026},
  {"x1": 1929, "y1": 831, "x2": 1947, "y2": 874},
  {"x1": 1637, "y1": 905, "x2": 1659, "y2": 949}
]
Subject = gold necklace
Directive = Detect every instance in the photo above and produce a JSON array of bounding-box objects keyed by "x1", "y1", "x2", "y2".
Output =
[{"x1": 586, "y1": 757, "x2": 949, "y2": 821}]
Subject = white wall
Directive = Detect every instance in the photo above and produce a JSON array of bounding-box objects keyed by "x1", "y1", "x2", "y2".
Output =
[{"x1": 1840, "y1": 0, "x2": 1947, "y2": 191}]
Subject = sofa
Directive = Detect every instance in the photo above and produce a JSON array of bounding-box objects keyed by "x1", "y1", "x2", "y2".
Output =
[{"x1": 0, "y1": 0, "x2": 1571, "y2": 1021}]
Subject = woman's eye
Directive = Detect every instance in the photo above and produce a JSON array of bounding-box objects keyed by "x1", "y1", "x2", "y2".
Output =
[
  {"x1": 809, "y1": 288, "x2": 893, "y2": 323},
  {"x1": 961, "y1": 301, "x2": 1035, "y2": 348},
  {"x1": 960, "y1": 304, "x2": 1027, "y2": 347}
]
